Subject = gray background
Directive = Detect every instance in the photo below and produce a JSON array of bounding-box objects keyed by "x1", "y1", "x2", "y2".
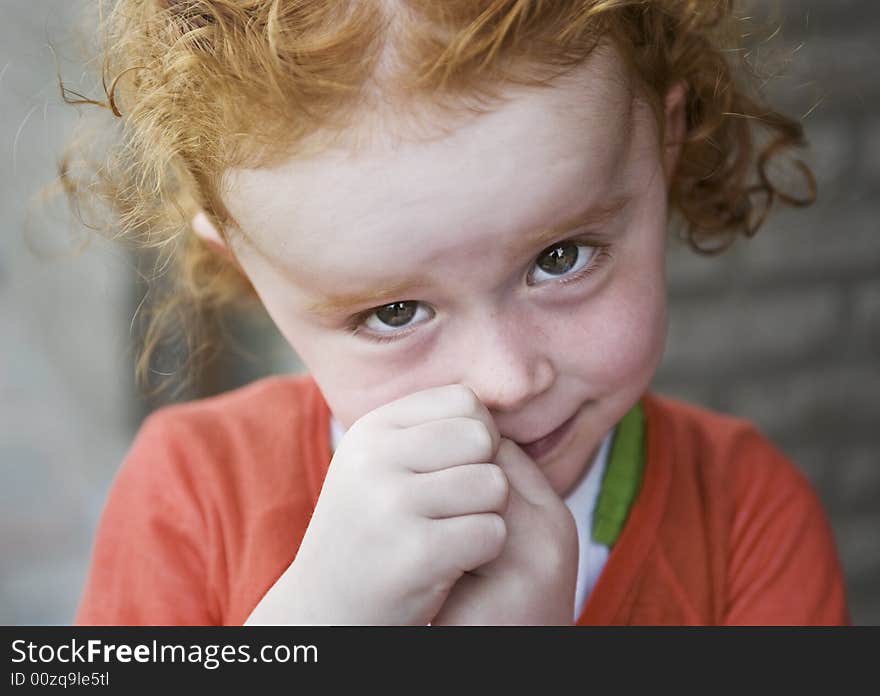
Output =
[{"x1": 2, "y1": 1, "x2": 878, "y2": 624}]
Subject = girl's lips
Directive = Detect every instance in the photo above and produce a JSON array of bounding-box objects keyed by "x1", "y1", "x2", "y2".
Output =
[{"x1": 519, "y1": 408, "x2": 580, "y2": 460}]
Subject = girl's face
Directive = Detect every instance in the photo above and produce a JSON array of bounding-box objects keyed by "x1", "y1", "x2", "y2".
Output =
[{"x1": 211, "y1": 46, "x2": 686, "y2": 497}]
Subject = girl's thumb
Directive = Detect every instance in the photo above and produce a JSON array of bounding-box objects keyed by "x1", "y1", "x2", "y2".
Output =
[{"x1": 494, "y1": 438, "x2": 559, "y2": 506}]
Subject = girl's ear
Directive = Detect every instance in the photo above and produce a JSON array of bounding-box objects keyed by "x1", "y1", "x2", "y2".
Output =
[
  {"x1": 191, "y1": 209, "x2": 231, "y2": 257},
  {"x1": 662, "y1": 80, "x2": 688, "y2": 182}
]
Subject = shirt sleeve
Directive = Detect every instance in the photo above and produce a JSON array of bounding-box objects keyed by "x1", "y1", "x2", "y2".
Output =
[
  {"x1": 723, "y1": 428, "x2": 850, "y2": 625},
  {"x1": 74, "y1": 411, "x2": 218, "y2": 626}
]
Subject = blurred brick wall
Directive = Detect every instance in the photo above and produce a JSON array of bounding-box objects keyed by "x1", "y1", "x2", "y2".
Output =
[{"x1": 2, "y1": 1, "x2": 877, "y2": 625}]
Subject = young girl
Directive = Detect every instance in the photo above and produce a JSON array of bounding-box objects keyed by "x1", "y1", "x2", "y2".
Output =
[{"x1": 68, "y1": 0, "x2": 848, "y2": 625}]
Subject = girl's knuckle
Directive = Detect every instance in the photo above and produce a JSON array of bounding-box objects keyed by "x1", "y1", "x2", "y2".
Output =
[
  {"x1": 480, "y1": 513, "x2": 507, "y2": 554},
  {"x1": 468, "y1": 420, "x2": 495, "y2": 460},
  {"x1": 453, "y1": 384, "x2": 482, "y2": 416},
  {"x1": 482, "y1": 464, "x2": 509, "y2": 507}
]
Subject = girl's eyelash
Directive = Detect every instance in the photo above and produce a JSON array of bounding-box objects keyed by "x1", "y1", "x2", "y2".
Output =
[
  {"x1": 346, "y1": 238, "x2": 614, "y2": 345},
  {"x1": 347, "y1": 323, "x2": 417, "y2": 345}
]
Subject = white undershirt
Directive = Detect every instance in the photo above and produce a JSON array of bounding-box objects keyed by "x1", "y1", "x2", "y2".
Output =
[
  {"x1": 328, "y1": 415, "x2": 614, "y2": 622},
  {"x1": 564, "y1": 425, "x2": 614, "y2": 620}
]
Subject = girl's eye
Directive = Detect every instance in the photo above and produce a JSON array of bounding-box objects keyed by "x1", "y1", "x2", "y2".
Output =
[
  {"x1": 365, "y1": 300, "x2": 432, "y2": 333},
  {"x1": 528, "y1": 239, "x2": 599, "y2": 285},
  {"x1": 350, "y1": 300, "x2": 433, "y2": 343},
  {"x1": 347, "y1": 237, "x2": 612, "y2": 344}
]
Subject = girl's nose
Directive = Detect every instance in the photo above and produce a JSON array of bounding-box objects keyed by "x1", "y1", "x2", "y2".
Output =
[{"x1": 458, "y1": 315, "x2": 555, "y2": 414}]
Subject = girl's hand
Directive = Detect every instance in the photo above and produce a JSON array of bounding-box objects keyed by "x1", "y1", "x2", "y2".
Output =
[
  {"x1": 431, "y1": 438, "x2": 578, "y2": 625},
  {"x1": 244, "y1": 384, "x2": 510, "y2": 625}
]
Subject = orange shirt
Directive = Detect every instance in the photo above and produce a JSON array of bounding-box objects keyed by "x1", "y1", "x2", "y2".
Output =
[{"x1": 74, "y1": 374, "x2": 849, "y2": 625}]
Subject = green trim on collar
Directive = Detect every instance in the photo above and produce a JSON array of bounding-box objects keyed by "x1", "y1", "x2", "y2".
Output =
[{"x1": 590, "y1": 401, "x2": 645, "y2": 547}]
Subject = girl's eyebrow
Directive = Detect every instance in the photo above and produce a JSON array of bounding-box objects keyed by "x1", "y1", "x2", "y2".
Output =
[
  {"x1": 306, "y1": 275, "x2": 433, "y2": 317},
  {"x1": 512, "y1": 192, "x2": 631, "y2": 253},
  {"x1": 304, "y1": 193, "x2": 631, "y2": 317}
]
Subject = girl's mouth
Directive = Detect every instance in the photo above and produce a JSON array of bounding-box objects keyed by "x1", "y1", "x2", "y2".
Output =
[{"x1": 518, "y1": 408, "x2": 581, "y2": 460}]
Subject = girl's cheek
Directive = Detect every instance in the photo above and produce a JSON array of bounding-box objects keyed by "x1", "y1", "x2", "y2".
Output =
[
  {"x1": 609, "y1": 298, "x2": 666, "y2": 388},
  {"x1": 613, "y1": 281, "x2": 667, "y2": 386},
  {"x1": 563, "y1": 263, "x2": 667, "y2": 387},
  {"x1": 303, "y1": 339, "x2": 434, "y2": 429}
]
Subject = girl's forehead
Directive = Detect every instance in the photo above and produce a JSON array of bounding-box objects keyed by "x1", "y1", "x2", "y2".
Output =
[
  {"x1": 321, "y1": 41, "x2": 634, "y2": 155},
  {"x1": 222, "y1": 46, "x2": 643, "y2": 270}
]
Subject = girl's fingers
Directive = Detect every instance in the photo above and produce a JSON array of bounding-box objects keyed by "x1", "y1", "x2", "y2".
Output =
[
  {"x1": 426, "y1": 513, "x2": 507, "y2": 574},
  {"x1": 494, "y1": 438, "x2": 559, "y2": 505},
  {"x1": 408, "y1": 463, "x2": 510, "y2": 518}
]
